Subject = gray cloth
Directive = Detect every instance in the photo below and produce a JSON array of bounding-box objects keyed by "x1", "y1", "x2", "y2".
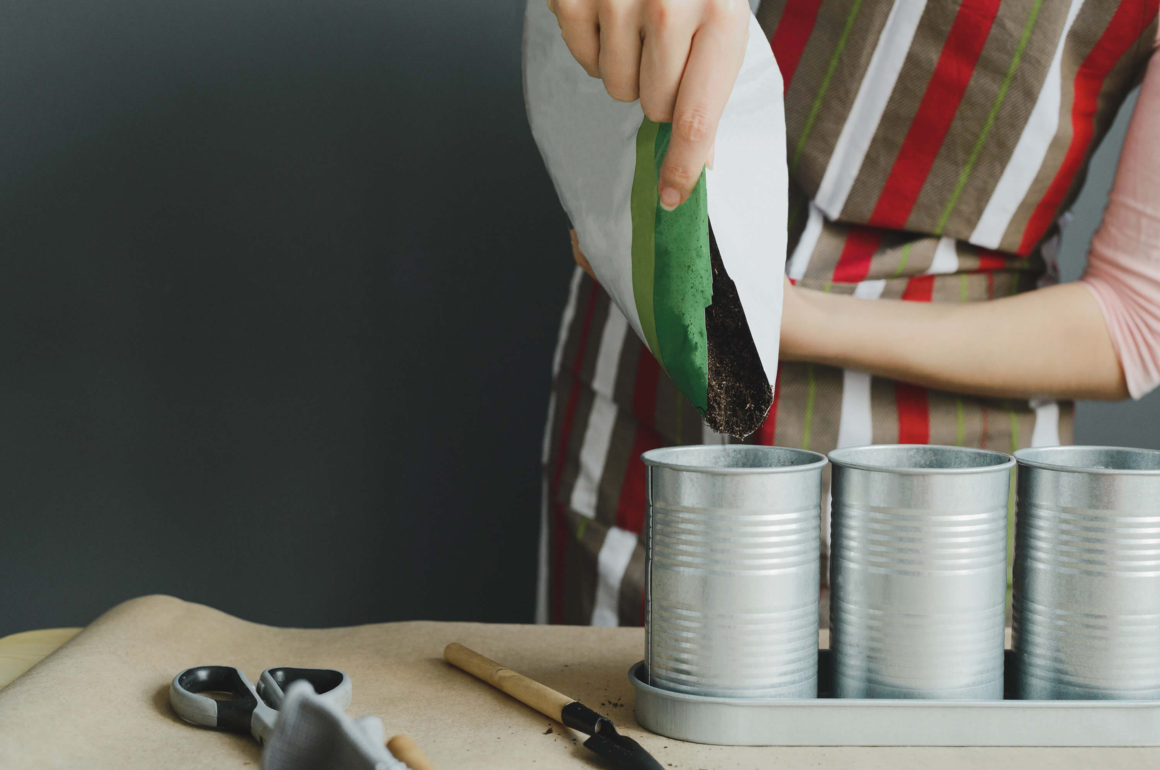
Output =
[{"x1": 262, "y1": 681, "x2": 409, "y2": 770}]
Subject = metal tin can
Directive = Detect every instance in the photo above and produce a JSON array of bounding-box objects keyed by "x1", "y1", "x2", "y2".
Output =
[
  {"x1": 1013, "y1": 446, "x2": 1160, "y2": 699},
  {"x1": 829, "y1": 444, "x2": 1013, "y2": 699},
  {"x1": 642, "y1": 445, "x2": 826, "y2": 698}
]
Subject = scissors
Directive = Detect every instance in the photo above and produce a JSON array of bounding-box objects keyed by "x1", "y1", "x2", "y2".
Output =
[{"x1": 170, "y1": 665, "x2": 352, "y2": 744}]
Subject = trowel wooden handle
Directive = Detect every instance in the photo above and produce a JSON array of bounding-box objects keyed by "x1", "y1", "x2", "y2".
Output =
[
  {"x1": 386, "y1": 734, "x2": 436, "y2": 770},
  {"x1": 444, "y1": 642, "x2": 572, "y2": 722}
]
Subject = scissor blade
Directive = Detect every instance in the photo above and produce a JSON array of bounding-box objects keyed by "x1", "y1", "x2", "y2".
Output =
[{"x1": 582, "y1": 724, "x2": 664, "y2": 770}]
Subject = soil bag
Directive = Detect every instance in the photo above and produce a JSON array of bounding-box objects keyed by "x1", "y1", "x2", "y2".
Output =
[{"x1": 523, "y1": 1, "x2": 787, "y2": 438}]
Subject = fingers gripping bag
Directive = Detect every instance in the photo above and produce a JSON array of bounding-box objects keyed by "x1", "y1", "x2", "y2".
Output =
[{"x1": 523, "y1": 1, "x2": 787, "y2": 439}]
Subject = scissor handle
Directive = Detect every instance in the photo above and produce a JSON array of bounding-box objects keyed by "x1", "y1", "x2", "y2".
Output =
[
  {"x1": 257, "y1": 667, "x2": 352, "y2": 709},
  {"x1": 170, "y1": 666, "x2": 259, "y2": 734},
  {"x1": 170, "y1": 665, "x2": 353, "y2": 744}
]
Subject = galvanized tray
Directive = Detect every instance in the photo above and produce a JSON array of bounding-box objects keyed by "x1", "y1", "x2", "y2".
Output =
[{"x1": 630, "y1": 651, "x2": 1160, "y2": 746}]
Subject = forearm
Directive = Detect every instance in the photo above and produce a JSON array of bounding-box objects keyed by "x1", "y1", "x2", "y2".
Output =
[{"x1": 782, "y1": 281, "x2": 1129, "y2": 401}]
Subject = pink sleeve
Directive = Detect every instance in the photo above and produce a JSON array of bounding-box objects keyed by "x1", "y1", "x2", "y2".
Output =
[{"x1": 1080, "y1": 31, "x2": 1160, "y2": 399}]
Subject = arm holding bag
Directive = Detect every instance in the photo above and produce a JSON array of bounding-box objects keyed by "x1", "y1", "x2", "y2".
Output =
[{"x1": 523, "y1": 1, "x2": 788, "y2": 438}]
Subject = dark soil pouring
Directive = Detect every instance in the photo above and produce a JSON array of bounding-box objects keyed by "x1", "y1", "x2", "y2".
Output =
[{"x1": 703, "y1": 226, "x2": 774, "y2": 440}]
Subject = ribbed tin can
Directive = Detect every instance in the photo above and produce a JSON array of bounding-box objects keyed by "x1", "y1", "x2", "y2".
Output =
[
  {"x1": 1013, "y1": 446, "x2": 1160, "y2": 700},
  {"x1": 642, "y1": 445, "x2": 826, "y2": 698},
  {"x1": 829, "y1": 444, "x2": 1013, "y2": 699}
]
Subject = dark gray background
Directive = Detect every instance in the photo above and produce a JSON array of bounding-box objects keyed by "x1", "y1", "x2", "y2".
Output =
[
  {"x1": 0, "y1": 0, "x2": 570, "y2": 636},
  {"x1": 1, "y1": 1, "x2": 1154, "y2": 637}
]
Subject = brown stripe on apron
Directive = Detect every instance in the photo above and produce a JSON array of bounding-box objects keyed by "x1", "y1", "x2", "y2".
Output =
[
  {"x1": 934, "y1": 0, "x2": 1068, "y2": 239},
  {"x1": 925, "y1": 387, "x2": 966, "y2": 446},
  {"x1": 543, "y1": 271, "x2": 593, "y2": 474},
  {"x1": 784, "y1": 0, "x2": 897, "y2": 193},
  {"x1": 560, "y1": 510, "x2": 606, "y2": 625},
  {"x1": 616, "y1": 538, "x2": 647, "y2": 627},
  {"x1": 998, "y1": 0, "x2": 1121, "y2": 253},
  {"x1": 839, "y1": 1, "x2": 962, "y2": 225},
  {"x1": 591, "y1": 328, "x2": 647, "y2": 530},
  {"x1": 544, "y1": 273, "x2": 603, "y2": 624},
  {"x1": 755, "y1": 0, "x2": 792, "y2": 37},
  {"x1": 554, "y1": 292, "x2": 613, "y2": 511}
]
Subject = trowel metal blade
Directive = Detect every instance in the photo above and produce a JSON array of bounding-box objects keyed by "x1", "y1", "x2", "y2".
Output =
[{"x1": 581, "y1": 725, "x2": 664, "y2": 770}]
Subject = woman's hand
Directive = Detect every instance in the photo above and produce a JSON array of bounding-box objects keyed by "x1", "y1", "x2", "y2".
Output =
[{"x1": 547, "y1": 0, "x2": 750, "y2": 210}]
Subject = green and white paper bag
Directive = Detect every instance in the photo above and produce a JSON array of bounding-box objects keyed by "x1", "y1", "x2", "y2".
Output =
[{"x1": 523, "y1": 1, "x2": 787, "y2": 438}]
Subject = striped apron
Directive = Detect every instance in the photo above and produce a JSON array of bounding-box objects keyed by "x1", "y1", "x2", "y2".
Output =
[{"x1": 539, "y1": 0, "x2": 1160, "y2": 626}]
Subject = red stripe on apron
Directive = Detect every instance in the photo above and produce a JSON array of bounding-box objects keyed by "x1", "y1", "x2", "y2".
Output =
[
  {"x1": 770, "y1": 0, "x2": 825, "y2": 92},
  {"x1": 1018, "y1": 2, "x2": 1156, "y2": 254},
  {"x1": 902, "y1": 274, "x2": 936, "y2": 302},
  {"x1": 896, "y1": 273, "x2": 936, "y2": 443},
  {"x1": 871, "y1": 0, "x2": 1002, "y2": 230},
  {"x1": 615, "y1": 352, "x2": 664, "y2": 535},
  {"x1": 832, "y1": 226, "x2": 885, "y2": 284},
  {"x1": 977, "y1": 249, "x2": 1006, "y2": 272},
  {"x1": 756, "y1": 369, "x2": 783, "y2": 446},
  {"x1": 550, "y1": 287, "x2": 600, "y2": 624},
  {"x1": 617, "y1": 429, "x2": 664, "y2": 535},
  {"x1": 896, "y1": 384, "x2": 931, "y2": 443}
]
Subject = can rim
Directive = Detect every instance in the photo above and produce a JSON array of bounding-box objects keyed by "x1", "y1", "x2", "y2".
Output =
[
  {"x1": 1014, "y1": 445, "x2": 1160, "y2": 476},
  {"x1": 828, "y1": 444, "x2": 1015, "y2": 475},
  {"x1": 641, "y1": 445, "x2": 828, "y2": 475}
]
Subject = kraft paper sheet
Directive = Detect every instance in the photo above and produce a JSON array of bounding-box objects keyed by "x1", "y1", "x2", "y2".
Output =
[{"x1": 0, "y1": 595, "x2": 1155, "y2": 769}]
